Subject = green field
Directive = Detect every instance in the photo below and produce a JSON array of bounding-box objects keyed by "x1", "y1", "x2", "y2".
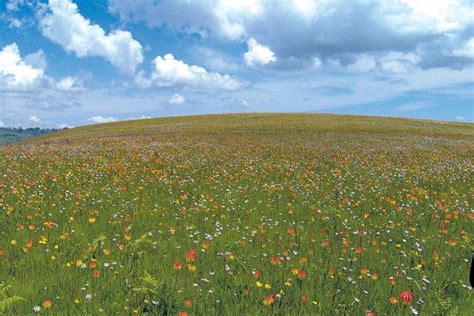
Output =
[{"x1": 0, "y1": 113, "x2": 472, "y2": 315}]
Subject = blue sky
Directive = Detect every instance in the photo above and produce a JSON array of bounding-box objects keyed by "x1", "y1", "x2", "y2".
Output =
[{"x1": 0, "y1": 0, "x2": 473, "y2": 128}]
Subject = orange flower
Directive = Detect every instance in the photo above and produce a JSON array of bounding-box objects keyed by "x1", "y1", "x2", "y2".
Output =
[
  {"x1": 287, "y1": 227, "x2": 297, "y2": 237},
  {"x1": 179, "y1": 312, "x2": 188, "y2": 316},
  {"x1": 184, "y1": 300, "x2": 193, "y2": 307},
  {"x1": 187, "y1": 264, "x2": 196, "y2": 272},
  {"x1": 92, "y1": 270, "x2": 100, "y2": 278},
  {"x1": 263, "y1": 294, "x2": 275, "y2": 306},
  {"x1": 24, "y1": 241, "x2": 33, "y2": 248},
  {"x1": 173, "y1": 261, "x2": 183, "y2": 270},
  {"x1": 355, "y1": 246, "x2": 364, "y2": 254},
  {"x1": 88, "y1": 217, "x2": 96, "y2": 223},
  {"x1": 42, "y1": 300, "x2": 53, "y2": 309},
  {"x1": 300, "y1": 295, "x2": 308, "y2": 303},
  {"x1": 0, "y1": 248, "x2": 5, "y2": 255},
  {"x1": 89, "y1": 261, "x2": 97, "y2": 268},
  {"x1": 447, "y1": 239, "x2": 457, "y2": 246},
  {"x1": 389, "y1": 296, "x2": 398, "y2": 304}
]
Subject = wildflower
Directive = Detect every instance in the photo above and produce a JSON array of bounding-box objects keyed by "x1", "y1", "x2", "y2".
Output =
[
  {"x1": 389, "y1": 297, "x2": 398, "y2": 304},
  {"x1": 300, "y1": 295, "x2": 308, "y2": 303},
  {"x1": 32, "y1": 305, "x2": 41, "y2": 313},
  {"x1": 447, "y1": 239, "x2": 457, "y2": 246},
  {"x1": 42, "y1": 300, "x2": 52, "y2": 309},
  {"x1": 264, "y1": 283, "x2": 271, "y2": 289},
  {"x1": 186, "y1": 248, "x2": 197, "y2": 261},
  {"x1": 291, "y1": 268, "x2": 299, "y2": 275},
  {"x1": 174, "y1": 261, "x2": 183, "y2": 270},
  {"x1": 366, "y1": 311, "x2": 376, "y2": 316},
  {"x1": 92, "y1": 270, "x2": 100, "y2": 278},
  {"x1": 179, "y1": 312, "x2": 188, "y2": 316},
  {"x1": 399, "y1": 290, "x2": 414, "y2": 304},
  {"x1": 263, "y1": 294, "x2": 275, "y2": 306},
  {"x1": 187, "y1": 264, "x2": 196, "y2": 272},
  {"x1": 24, "y1": 241, "x2": 33, "y2": 248},
  {"x1": 89, "y1": 261, "x2": 97, "y2": 268},
  {"x1": 184, "y1": 299, "x2": 193, "y2": 307},
  {"x1": 88, "y1": 217, "x2": 96, "y2": 223},
  {"x1": 256, "y1": 281, "x2": 263, "y2": 288},
  {"x1": 297, "y1": 270, "x2": 307, "y2": 280},
  {"x1": 74, "y1": 299, "x2": 80, "y2": 304},
  {"x1": 271, "y1": 256, "x2": 281, "y2": 264}
]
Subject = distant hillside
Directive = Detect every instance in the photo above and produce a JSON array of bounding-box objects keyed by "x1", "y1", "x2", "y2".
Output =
[{"x1": 0, "y1": 127, "x2": 60, "y2": 145}]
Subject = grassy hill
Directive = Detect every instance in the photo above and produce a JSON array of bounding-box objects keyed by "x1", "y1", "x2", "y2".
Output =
[{"x1": 1, "y1": 113, "x2": 473, "y2": 315}]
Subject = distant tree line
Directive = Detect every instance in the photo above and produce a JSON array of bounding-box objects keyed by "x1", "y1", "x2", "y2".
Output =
[{"x1": 0, "y1": 127, "x2": 63, "y2": 136}]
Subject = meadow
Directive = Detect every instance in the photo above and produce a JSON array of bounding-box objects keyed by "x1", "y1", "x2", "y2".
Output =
[{"x1": 0, "y1": 113, "x2": 472, "y2": 315}]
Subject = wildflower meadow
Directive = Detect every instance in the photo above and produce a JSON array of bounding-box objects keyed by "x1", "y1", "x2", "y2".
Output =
[{"x1": 0, "y1": 114, "x2": 472, "y2": 315}]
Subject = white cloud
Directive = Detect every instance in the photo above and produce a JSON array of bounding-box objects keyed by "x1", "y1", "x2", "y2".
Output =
[
  {"x1": 379, "y1": 52, "x2": 421, "y2": 74},
  {"x1": 169, "y1": 94, "x2": 186, "y2": 105},
  {"x1": 39, "y1": 0, "x2": 143, "y2": 74},
  {"x1": 0, "y1": 120, "x2": 4, "y2": 127},
  {"x1": 87, "y1": 116, "x2": 117, "y2": 124},
  {"x1": 455, "y1": 116, "x2": 464, "y2": 121},
  {"x1": 56, "y1": 76, "x2": 84, "y2": 92},
  {"x1": 28, "y1": 115, "x2": 41, "y2": 123},
  {"x1": 396, "y1": 101, "x2": 432, "y2": 111},
  {"x1": 138, "y1": 53, "x2": 244, "y2": 90},
  {"x1": 109, "y1": 0, "x2": 474, "y2": 71},
  {"x1": 244, "y1": 38, "x2": 276, "y2": 67},
  {"x1": 452, "y1": 38, "x2": 474, "y2": 58},
  {"x1": 0, "y1": 43, "x2": 44, "y2": 89}
]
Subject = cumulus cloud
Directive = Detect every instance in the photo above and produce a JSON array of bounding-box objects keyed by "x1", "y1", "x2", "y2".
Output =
[
  {"x1": 39, "y1": 0, "x2": 143, "y2": 74},
  {"x1": 87, "y1": 116, "x2": 117, "y2": 124},
  {"x1": 452, "y1": 38, "x2": 474, "y2": 59},
  {"x1": 28, "y1": 115, "x2": 41, "y2": 123},
  {"x1": 379, "y1": 52, "x2": 421, "y2": 74},
  {"x1": 0, "y1": 43, "x2": 45, "y2": 90},
  {"x1": 137, "y1": 53, "x2": 244, "y2": 90},
  {"x1": 0, "y1": 120, "x2": 4, "y2": 127},
  {"x1": 109, "y1": 0, "x2": 474, "y2": 71},
  {"x1": 244, "y1": 38, "x2": 276, "y2": 67},
  {"x1": 169, "y1": 94, "x2": 186, "y2": 105},
  {"x1": 109, "y1": 0, "x2": 263, "y2": 40}
]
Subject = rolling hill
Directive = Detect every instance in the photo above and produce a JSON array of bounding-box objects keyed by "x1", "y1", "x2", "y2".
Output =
[{"x1": 1, "y1": 113, "x2": 473, "y2": 315}]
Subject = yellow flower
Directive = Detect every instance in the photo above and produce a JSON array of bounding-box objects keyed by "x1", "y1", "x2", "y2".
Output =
[
  {"x1": 10, "y1": 239, "x2": 17, "y2": 245},
  {"x1": 74, "y1": 299, "x2": 80, "y2": 304},
  {"x1": 256, "y1": 281, "x2": 263, "y2": 288},
  {"x1": 264, "y1": 283, "x2": 271, "y2": 289}
]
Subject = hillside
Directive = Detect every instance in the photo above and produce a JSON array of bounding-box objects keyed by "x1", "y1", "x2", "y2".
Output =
[{"x1": 1, "y1": 113, "x2": 473, "y2": 315}]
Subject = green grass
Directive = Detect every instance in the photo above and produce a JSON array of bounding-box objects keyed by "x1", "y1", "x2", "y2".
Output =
[{"x1": 1, "y1": 113, "x2": 473, "y2": 315}]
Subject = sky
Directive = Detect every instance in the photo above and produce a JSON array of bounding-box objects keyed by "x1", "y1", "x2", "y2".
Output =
[{"x1": 0, "y1": 0, "x2": 473, "y2": 128}]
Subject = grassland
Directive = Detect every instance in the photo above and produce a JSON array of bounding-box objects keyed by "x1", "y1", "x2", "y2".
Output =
[{"x1": 0, "y1": 113, "x2": 472, "y2": 315}]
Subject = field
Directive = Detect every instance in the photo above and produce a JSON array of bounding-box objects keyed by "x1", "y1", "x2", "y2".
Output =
[{"x1": 0, "y1": 113, "x2": 472, "y2": 315}]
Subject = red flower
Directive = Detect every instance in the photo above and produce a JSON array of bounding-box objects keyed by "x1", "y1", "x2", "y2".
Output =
[
  {"x1": 399, "y1": 290, "x2": 414, "y2": 304},
  {"x1": 297, "y1": 270, "x2": 307, "y2": 280},
  {"x1": 271, "y1": 256, "x2": 281, "y2": 264},
  {"x1": 300, "y1": 295, "x2": 308, "y2": 303},
  {"x1": 173, "y1": 261, "x2": 183, "y2": 270},
  {"x1": 186, "y1": 248, "x2": 196, "y2": 261}
]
